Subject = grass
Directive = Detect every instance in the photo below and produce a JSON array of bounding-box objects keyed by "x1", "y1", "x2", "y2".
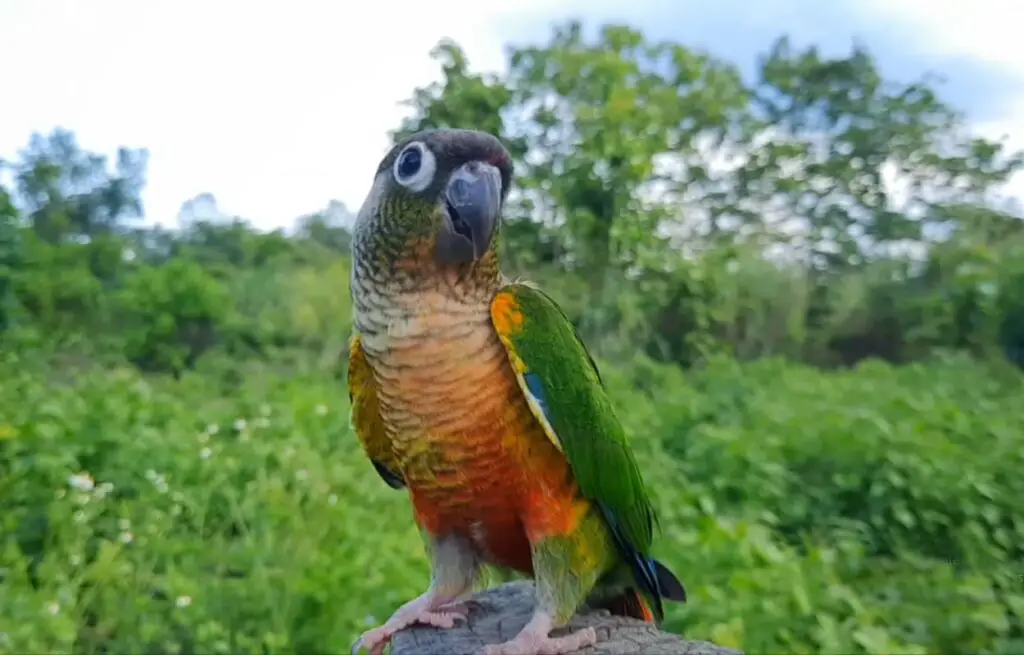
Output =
[{"x1": 1, "y1": 348, "x2": 1023, "y2": 654}]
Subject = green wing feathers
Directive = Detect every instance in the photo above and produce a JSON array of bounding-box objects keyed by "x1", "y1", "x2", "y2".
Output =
[{"x1": 490, "y1": 283, "x2": 686, "y2": 617}]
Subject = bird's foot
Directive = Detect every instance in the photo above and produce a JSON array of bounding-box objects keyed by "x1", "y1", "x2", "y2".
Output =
[
  {"x1": 435, "y1": 598, "x2": 476, "y2": 617},
  {"x1": 351, "y1": 591, "x2": 467, "y2": 655},
  {"x1": 481, "y1": 611, "x2": 597, "y2": 655}
]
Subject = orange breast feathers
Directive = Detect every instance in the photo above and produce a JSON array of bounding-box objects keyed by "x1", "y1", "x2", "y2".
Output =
[
  {"x1": 354, "y1": 313, "x2": 593, "y2": 573},
  {"x1": 397, "y1": 372, "x2": 593, "y2": 573}
]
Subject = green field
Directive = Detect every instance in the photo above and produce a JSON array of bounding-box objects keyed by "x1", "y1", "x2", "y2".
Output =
[{"x1": 3, "y1": 350, "x2": 1022, "y2": 654}]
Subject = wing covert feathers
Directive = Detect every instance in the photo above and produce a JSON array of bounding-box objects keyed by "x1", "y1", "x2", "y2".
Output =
[{"x1": 489, "y1": 284, "x2": 656, "y2": 553}]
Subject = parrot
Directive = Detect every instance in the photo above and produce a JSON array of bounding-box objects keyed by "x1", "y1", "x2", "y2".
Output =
[{"x1": 348, "y1": 128, "x2": 686, "y2": 655}]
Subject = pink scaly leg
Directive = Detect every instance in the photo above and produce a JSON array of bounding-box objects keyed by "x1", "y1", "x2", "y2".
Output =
[
  {"x1": 482, "y1": 610, "x2": 597, "y2": 655},
  {"x1": 352, "y1": 534, "x2": 479, "y2": 655},
  {"x1": 483, "y1": 527, "x2": 603, "y2": 655},
  {"x1": 351, "y1": 589, "x2": 468, "y2": 655}
]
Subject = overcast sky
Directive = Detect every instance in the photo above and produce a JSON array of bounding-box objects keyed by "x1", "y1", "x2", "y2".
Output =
[{"x1": 1, "y1": 0, "x2": 1022, "y2": 230}]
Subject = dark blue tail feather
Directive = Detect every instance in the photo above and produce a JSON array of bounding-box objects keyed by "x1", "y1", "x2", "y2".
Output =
[{"x1": 596, "y1": 502, "x2": 687, "y2": 622}]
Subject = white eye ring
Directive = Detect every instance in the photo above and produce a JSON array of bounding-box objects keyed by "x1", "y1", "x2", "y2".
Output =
[{"x1": 392, "y1": 141, "x2": 436, "y2": 192}]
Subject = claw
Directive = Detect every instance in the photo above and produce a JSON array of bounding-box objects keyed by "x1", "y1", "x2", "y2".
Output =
[
  {"x1": 481, "y1": 611, "x2": 598, "y2": 655},
  {"x1": 351, "y1": 591, "x2": 467, "y2": 655},
  {"x1": 482, "y1": 627, "x2": 597, "y2": 655},
  {"x1": 435, "y1": 599, "x2": 476, "y2": 616}
]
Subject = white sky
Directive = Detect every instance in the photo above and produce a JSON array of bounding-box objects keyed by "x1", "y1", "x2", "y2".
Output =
[{"x1": 1, "y1": 0, "x2": 1022, "y2": 230}]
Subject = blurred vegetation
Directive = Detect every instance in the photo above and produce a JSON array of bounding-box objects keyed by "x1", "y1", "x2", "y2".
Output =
[{"x1": 2, "y1": 20, "x2": 1023, "y2": 655}]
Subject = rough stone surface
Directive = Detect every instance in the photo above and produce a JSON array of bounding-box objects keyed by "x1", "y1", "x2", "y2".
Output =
[{"x1": 391, "y1": 581, "x2": 743, "y2": 655}]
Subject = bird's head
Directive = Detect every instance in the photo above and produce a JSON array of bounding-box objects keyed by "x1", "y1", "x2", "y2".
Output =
[{"x1": 352, "y1": 128, "x2": 513, "y2": 290}]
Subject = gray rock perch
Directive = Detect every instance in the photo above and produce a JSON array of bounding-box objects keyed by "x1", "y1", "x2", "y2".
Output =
[{"x1": 391, "y1": 581, "x2": 744, "y2": 655}]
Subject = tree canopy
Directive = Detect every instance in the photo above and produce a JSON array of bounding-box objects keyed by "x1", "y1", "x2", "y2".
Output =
[{"x1": 1, "y1": 20, "x2": 1023, "y2": 371}]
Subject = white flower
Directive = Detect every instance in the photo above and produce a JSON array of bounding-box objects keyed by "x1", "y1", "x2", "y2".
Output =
[
  {"x1": 175, "y1": 595, "x2": 192, "y2": 608},
  {"x1": 68, "y1": 473, "x2": 94, "y2": 492},
  {"x1": 200, "y1": 447, "x2": 212, "y2": 460},
  {"x1": 327, "y1": 494, "x2": 338, "y2": 506},
  {"x1": 233, "y1": 418, "x2": 247, "y2": 432},
  {"x1": 45, "y1": 601, "x2": 60, "y2": 615},
  {"x1": 315, "y1": 404, "x2": 328, "y2": 416},
  {"x1": 205, "y1": 423, "x2": 219, "y2": 436},
  {"x1": 119, "y1": 531, "x2": 134, "y2": 544},
  {"x1": 146, "y1": 470, "x2": 168, "y2": 492}
]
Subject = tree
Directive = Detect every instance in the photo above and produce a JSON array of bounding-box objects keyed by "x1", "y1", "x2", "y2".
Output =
[
  {"x1": 394, "y1": 20, "x2": 1024, "y2": 365},
  {"x1": 292, "y1": 200, "x2": 354, "y2": 253},
  {"x1": 176, "y1": 192, "x2": 227, "y2": 228},
  {"x1": 735, "y1": 37, "x2": 1023, "y2": 269},
  {"x1": 10, "y1": 128, "x2": 148, "y2": 243},
  {"x1": 0, "y1": 180, "x2": 21, "y2": 331},
  {"x1": 398, "y1": 24, "x2": 752, "y2": 284}
]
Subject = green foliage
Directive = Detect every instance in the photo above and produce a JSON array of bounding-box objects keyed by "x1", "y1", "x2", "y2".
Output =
[
  {"x1": 397, "y1": 20, "x2": 1024, "y2": 365},
  {"x1": 116, "y1": 259, "x2": 230, "y2": 375},
  {"x1": 3, "y1": 20, "x2": 1023, "y2": 373},
  {"x1": 0, "y1": 187, "x2": 22, "y2": 331},
  {"x1": 225, "y1": 259, "x2": 354, "y2": 365},
  {"x1": 2, "y1": 352, "x2": 1021, "y2": 654},
  {"x1": 11, "y1": 232, "x2": 109, "y2": 333}
]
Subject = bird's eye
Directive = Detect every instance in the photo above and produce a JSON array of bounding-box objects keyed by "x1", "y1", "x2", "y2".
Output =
[
  {"x1": 398, "y1": 147, "x2": 421, "y2": 178},
  {"x1": 393, "y1": 141, "x2": 436, "y2": 192}
]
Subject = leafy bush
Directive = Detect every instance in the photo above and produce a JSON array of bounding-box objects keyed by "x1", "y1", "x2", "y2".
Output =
[
  {"x1": 116, "y1": 258, "x2": 230, "y2": 375},
  {"x1": 2, "y1": 351, "x2": 1021, "y2": 654},
  {"x1": 9, "y1": 235, "x2": 109, "y2": 334}
]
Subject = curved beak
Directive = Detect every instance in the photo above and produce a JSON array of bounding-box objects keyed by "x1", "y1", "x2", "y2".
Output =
[{"x1": 437, "y1": 161, "x2": 503, "y2": 263}]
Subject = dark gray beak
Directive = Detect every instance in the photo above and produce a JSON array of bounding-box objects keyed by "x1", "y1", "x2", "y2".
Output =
[{"x1": 437, "y1": 161, "x2": 502, "y2": 263}]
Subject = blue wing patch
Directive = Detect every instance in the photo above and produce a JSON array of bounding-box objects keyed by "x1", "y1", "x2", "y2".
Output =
[{"x1": 524, "y1": 371, "x2": 551, "y2": 421}]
